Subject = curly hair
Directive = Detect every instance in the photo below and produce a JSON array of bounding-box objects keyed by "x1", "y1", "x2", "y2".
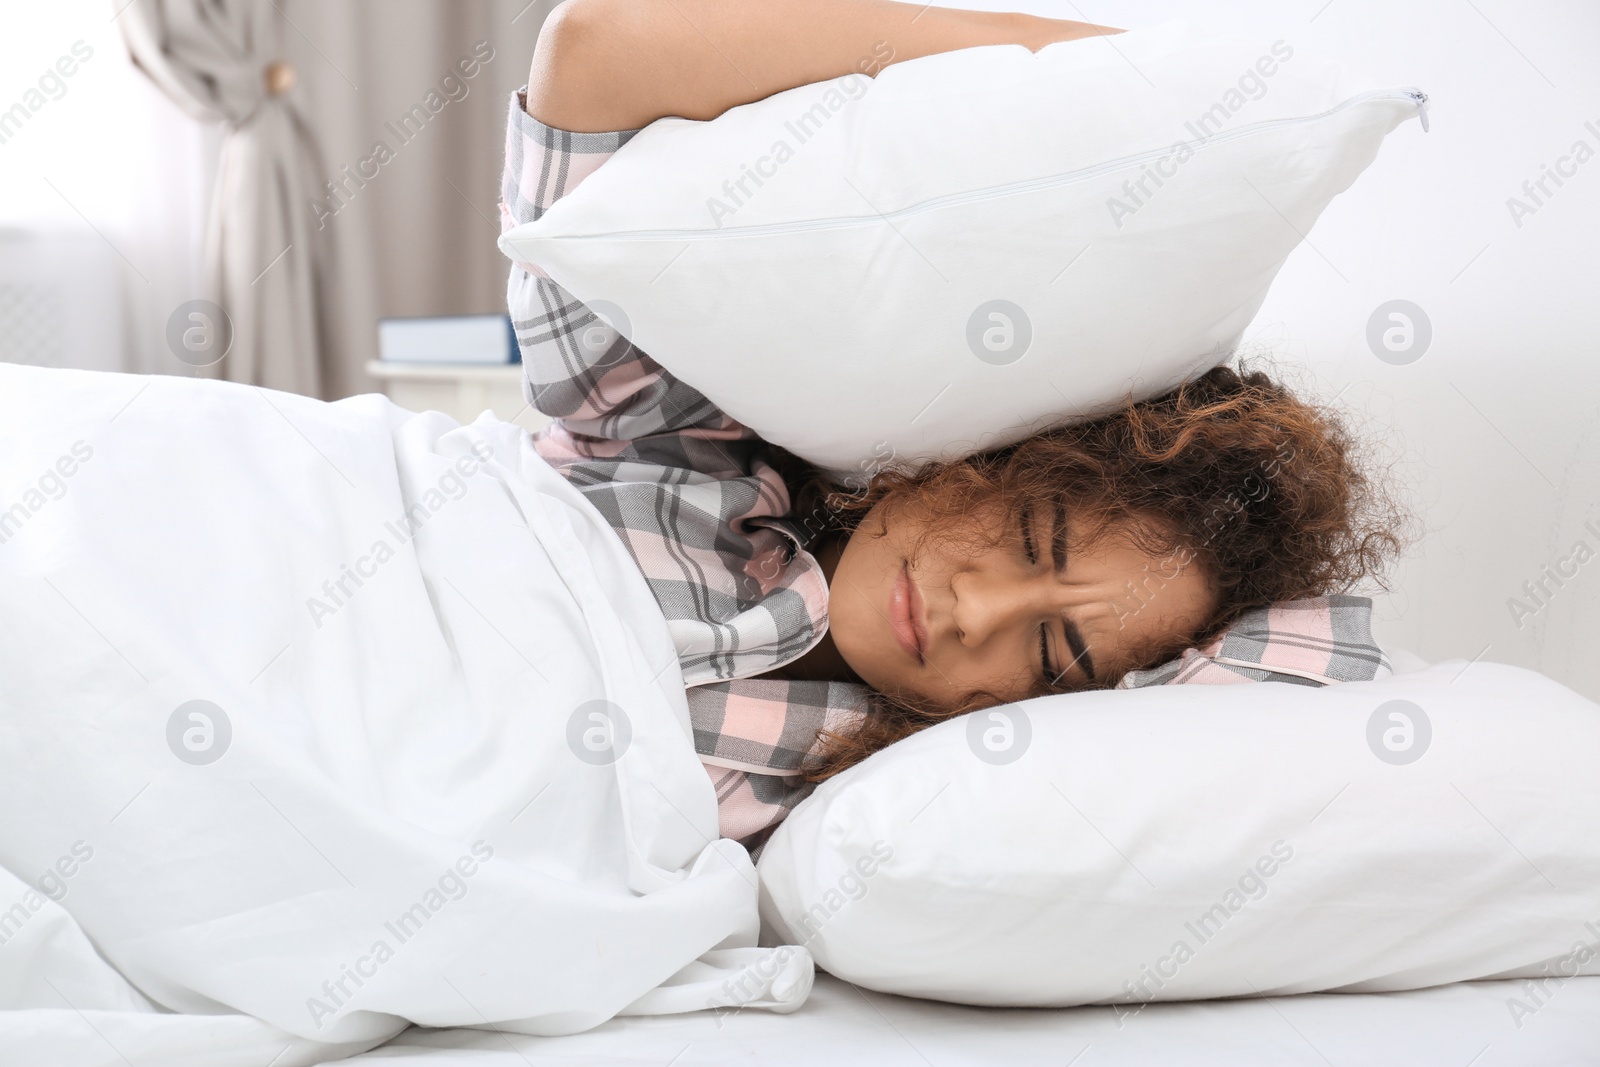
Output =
[{"x1": 761, "y1": 360, "x2": 1412, "y2": 784}]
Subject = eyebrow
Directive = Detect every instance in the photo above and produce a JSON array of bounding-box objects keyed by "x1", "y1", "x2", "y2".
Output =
[{"x1": 1050, "y1": 495, "x2": 1069, "y2": 573}]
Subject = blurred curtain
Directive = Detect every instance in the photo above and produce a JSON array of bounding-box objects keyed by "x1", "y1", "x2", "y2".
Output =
[
  {"x1": 118, "y1": 0, "x2": 553, "y2": 400},
  {"x1": 119, "y1": 0, "x2": 328, "y2": 395}
]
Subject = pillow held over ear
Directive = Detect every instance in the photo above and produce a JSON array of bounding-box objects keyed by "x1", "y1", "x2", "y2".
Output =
[{"x1": 499, "y1": 21, "x2": 1427, "y2": 476}]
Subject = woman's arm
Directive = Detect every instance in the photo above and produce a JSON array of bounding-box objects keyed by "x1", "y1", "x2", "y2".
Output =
[{"x1": 527, "y1": 0, "x2": 1122, "y2": 133}]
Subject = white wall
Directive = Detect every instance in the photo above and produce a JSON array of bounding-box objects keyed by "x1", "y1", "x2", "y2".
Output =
[
  {"x1": 0, "y1": 1, "x2": 220, "y2": 377},
  {"x1": 938, "y1": 0, "x2": 1600, "y2": 698}
]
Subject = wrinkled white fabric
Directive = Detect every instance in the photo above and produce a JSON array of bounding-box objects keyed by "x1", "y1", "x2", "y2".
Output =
[{"x1": 0, "y1": 364, "x2": 808, "y2": 1065}]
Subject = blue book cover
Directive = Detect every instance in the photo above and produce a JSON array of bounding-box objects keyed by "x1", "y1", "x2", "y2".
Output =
[{"x1": 378, "y1": 314, "x2": 519, "y2": 364}]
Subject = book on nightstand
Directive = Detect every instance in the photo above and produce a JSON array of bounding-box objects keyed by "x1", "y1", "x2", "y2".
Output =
[{"x1": 377, "y1": 314, "x2": 519, "y2": 364}]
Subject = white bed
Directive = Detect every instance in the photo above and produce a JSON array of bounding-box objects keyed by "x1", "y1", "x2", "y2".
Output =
[
  {"x1": 5, "y1": 364, "x2": 1597, "y2": 1065},
  {"x1": 335, "y1": 971, "x2": 1600, "y2": 1065}
]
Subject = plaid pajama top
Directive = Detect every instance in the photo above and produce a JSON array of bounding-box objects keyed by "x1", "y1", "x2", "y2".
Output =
[{"x1": 498, "y1": 90, "x2": 1393, "y2": 853}]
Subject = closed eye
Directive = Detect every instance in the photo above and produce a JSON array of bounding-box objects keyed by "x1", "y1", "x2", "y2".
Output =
[{"x1": 1067, "y1": 623, "x2": 1097, "y2": 683}]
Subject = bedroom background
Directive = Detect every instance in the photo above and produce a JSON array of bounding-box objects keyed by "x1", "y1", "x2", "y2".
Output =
[{"x1": 1, "y1": 0, "x2": 1596, "y2": 698}]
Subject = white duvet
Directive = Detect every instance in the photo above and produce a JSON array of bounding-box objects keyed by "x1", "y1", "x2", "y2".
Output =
[{"x1": 0, "y1": 365, "x2": 809, "y2": 1066}]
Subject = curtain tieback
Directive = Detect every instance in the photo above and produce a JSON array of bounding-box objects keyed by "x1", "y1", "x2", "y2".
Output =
[{"x1": 263, "y1": 60, "x2": 296, "y2": 97}]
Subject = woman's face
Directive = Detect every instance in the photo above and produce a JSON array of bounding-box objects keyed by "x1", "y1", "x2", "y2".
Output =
[{"x1": 825, "y1": 493, "x2": 1217, "y2": 709}]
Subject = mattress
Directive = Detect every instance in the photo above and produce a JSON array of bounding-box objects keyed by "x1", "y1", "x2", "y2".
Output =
[{"x1": 328, "y1": 971, "x2": 1600, "y2": 1065}]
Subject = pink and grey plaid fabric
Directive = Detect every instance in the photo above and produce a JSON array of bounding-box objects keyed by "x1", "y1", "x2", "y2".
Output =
[
  {"x1": 498, "y1": 90, "x2": 1391, "y2": 854},
  {"x1": 502, "y1": 91, "x2": 856, "y2": 850},
  {"x1": 1116, "y1": 595, "x2": 1393, "y2": 688}
]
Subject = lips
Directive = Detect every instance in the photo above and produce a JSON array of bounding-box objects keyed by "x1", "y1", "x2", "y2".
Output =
[{"x1": 890, "y1": 561, "x2": 928, "y2": 664}]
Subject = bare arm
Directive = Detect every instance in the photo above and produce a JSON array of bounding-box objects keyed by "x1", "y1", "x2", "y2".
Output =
[{"x1": 527, "y1": 0, "x2": 1123, "y2": 133}]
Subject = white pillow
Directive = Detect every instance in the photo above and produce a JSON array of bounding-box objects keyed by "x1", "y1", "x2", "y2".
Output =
[
  {"x1": 755, "y1": 662, "x2": 1600, "y2": 1007},
  {"x1": 499, "y1": 21, "x2": 1427, "y2": 475}
]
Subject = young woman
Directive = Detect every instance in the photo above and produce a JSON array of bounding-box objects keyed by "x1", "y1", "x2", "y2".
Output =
[{"x1": 504, "y1": 0, "x2": 1406, "y2": 852}]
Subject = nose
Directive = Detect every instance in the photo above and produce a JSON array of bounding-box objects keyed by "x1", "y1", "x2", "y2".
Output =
[{"x1": 950, "y1": 568, "x2": 1064, "y2": 647}]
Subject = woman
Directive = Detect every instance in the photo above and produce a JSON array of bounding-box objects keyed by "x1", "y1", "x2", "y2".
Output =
[{"x1": 505, "y1": 0, "x2": 1406, "y2": 851}]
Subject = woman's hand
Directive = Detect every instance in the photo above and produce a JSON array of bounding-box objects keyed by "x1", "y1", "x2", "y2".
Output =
[{"x1": 526, "y1": 0, "x2": 1122, "y2": 133}]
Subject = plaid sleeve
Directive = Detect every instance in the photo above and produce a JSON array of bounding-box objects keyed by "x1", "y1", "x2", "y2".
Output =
[
  {"x1": 687, "y1": 679, "x2": 869, "y2": 847},
  {"x1": 501, "y1": 90, "x2": 746, "y2": 442},
  {"x1": 1116, "y1": 595, "x2": 1392, "y2": 688},
  {"x1": 704, "y1": 765, "x2": 817, "y2": 856},
  {"x1": 688, "y1": 679, "x2": 866, "y2": 775}
]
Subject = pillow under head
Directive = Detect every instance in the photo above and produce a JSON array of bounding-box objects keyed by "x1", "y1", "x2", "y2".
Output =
[{"x1": 755, "y1": 661, "x2": 1600, "y2": 1006}]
